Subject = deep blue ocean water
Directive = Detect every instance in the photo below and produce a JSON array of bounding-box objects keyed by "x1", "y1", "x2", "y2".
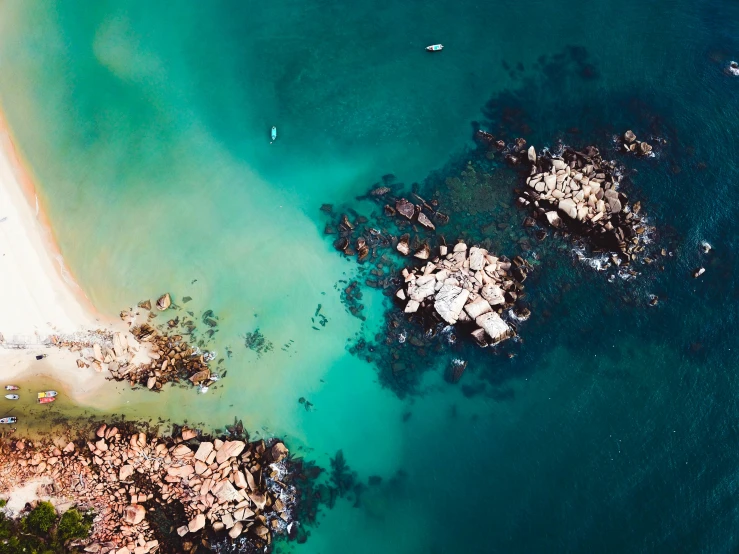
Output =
[{"x1": 1, "y1": 0, "x2": 739, "y2": 552}]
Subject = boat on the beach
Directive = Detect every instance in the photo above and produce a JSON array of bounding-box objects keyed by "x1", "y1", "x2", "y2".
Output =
[
  {"x1": 271, "y1": 126, "x2": 277, "y2": 143},
  {"x1": 37, "y1": 391, "x2": 58, "y2": 399},
  {"x1": 4, "y1": 385, "x2": 19, "y2": 391},
  {"x1": 0, "y1": 417, "x2": 17, "y2": 424},
  {"x1": 38, "y1": 397, "x2": 56, "y2": 404},
  {"x1": 426, "y1": 44, "x2": 444, "y2": 52},
  {"x1": 4, "y1": 395, "x2": 19, "y2": 400}
]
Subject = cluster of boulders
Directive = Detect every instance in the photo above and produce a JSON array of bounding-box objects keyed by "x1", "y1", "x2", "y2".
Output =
[
  {"x1": 517, "y1": 145, "x2": 652, "y2": 264},
  {"x1": 125, "y1": 323, "x2": 212, "y2": 390},
  {"x1": 51, "y1": 324, "x2": 212, "y2": 392},
  {"x1": 475, "y1": 129, "x2": 517, "y2": 152},
  {"x1": 0, "y1": 425, "x2": 297, "y2": 553},
  {"x1": 396, "y1": 241, "x2": 531, "y2": 347},
  {"x1": 383, "y1": 195, "x2": 448, "y2": 231},
  {"x1": 326, "y1": 187, "x2": 449, "y2": 265},
  {"x1": 50, "y1": 293, "x2": 215, "y2": 392},
  {"x1": 620, "y1": 130, "x2": 653, "y2": 156}
]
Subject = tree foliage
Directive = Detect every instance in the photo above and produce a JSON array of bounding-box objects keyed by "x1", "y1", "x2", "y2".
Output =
[
  {"x1": 0, "y1": 503, "x2": 92, "y2": 554},
  {"x1": 26, "y1": 502, "x2": 57, "y2": 535}
]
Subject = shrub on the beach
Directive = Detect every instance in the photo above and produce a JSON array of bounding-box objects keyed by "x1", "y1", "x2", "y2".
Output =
[
  {"x1": 0, "y1": 504, "x2": 91, "y2": 553},
  {"x1": 25, "y1": 501, "x2": 56, "y2": 535},
  {"x1": 56, "y1": 508, "x2": 90, "y2": 542}
]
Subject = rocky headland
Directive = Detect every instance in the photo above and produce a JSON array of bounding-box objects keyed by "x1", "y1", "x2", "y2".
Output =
[{"x1": 0, "y1": 424, "x2": 301, "y2": 553}]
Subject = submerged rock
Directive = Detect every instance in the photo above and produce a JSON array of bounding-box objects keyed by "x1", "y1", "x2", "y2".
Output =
[
  {"x1": 413, "y1": 243, "x2": 431, "y2": 260},
  {"x1": 417, "y1": 211, "x2": 436, "y2": 230},
  {"x1": 397, "y1": 234, "x2": 411, "y2": 256},
  {"x1": 396, "y1": 198, "x2": 415, "y2": 220}
]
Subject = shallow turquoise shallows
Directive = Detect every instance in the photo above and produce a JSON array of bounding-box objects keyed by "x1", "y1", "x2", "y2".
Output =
[{"x1": 2, "y1": 0, "x2": 739, "y2": 552}]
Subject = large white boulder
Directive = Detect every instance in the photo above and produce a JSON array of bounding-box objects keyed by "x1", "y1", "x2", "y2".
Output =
[
  {"x1": 408, "y1": 275, "x2": 437, "y2": 301},
  {"x1": 468, "y1": 247, "x2": 487, "y2": 271},
  {"x1": 434, "y1": 284, "x2": 470, "y2": 324},
  {"x1": 464, "y1": 297, "x2": 492, "y2": 319},
  {"x1": 480, "y1": 284, "x2": 505, "y2": 306},
  {"x1": 558, "y1": 198, "x2": 577, "y2": 219},
  {"x1": 475, "y1": 312, "x2": 513, "y2": 344}
]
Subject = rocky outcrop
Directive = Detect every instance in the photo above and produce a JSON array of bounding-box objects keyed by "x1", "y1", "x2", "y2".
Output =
[
  {"x1": 51, "y1": 322, "x2": 214, "y2": 392},
  {"x1": 327, "y1": 184, "x2": 449, "y2": 266},
  {"x1": 397, "y1": 241, "x2": 531, "y2": 347},
  {"x1": 155, "y1": 293, "x2": 172, "y2": 311},
  {"x1": 620, "y1": 130, "x2": 652, "y2": 156},
  {"x1": 0, "y1": 425, "x2": 297, "y2": 554},
  {"x1": 518, "y1": 146, "x2": 653, "y2": 267}
]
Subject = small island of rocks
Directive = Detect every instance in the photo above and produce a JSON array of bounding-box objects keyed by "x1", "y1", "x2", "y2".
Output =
[
  {"x1": 517, "y1": 144, "x2": 653, "y2": 267},
  {"x1": 396, "y1": 240, "x2": 531, "y2": 348}
]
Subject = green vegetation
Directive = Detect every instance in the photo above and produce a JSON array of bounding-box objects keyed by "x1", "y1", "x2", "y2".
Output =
[
  {"x1": 56, "y1": 509, "x2": 91, "y2": 544},
  {"x1": 25, "y1": 502, "x2": 56, "y2": 535},
  {"x1": 0, "y1": 502, "x2": 92, "y2": 554}
]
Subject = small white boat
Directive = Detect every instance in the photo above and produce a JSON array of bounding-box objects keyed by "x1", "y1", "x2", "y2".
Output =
[
  {"x1": 4, "y1": 385, "x2": 19, "y2": 391},
  {"x1": 270, "y1": 126, "x2": 277, "y2": 143},
  {"x1": 426, "y1": 44, "x2": 443, "y2": 52},
  {"x1": 37, "y1": 390, "x2": 58, "y2": 399},
  {"x1": 5, "y1": 395, "x2": 19, "y2": 400},
  {"x1": 0, "y1": 417, "x2": 17, "y2": 424}
]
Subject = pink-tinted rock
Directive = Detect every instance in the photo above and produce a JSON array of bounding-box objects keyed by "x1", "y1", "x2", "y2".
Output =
[
  {"x1": 215, "y1": 441, "x2": 245, "y2": 464},
  {"x1": 123, "y1": 504, "x2": 146, "y2": 525},
  {"x1": 194, "y1": 442, "x2": 213, "y2": 462},
  {"x1": 271, "y1": 442, "x2": 289, "y2": 463}
]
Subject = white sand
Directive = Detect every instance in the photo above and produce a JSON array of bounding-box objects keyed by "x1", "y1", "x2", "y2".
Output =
[
  {"x1": 1, "y1": 477, "x2": 52, "y2": 514},
  {"x1": 0, "y1": 119, "x2": 121, "y2": 399},
  {"x1": 0, "y1": 477, "x2": 76, "y2": 515},
  {"x1": 0, "y1": 135, "x2": 98, "y2": 340}
]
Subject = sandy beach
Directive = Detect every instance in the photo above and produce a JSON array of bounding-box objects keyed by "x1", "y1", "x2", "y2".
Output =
[{"x1": 0, "y1": 111, "x2": 119, "y2": 398}]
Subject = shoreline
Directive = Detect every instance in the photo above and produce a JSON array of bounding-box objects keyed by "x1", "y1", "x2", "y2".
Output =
[
  {"x1": 0, "y1": 105, "x2": 122, "y2": 400},
  {"x1": 0, "y1": 106, "x2": 105, "y2": 331},
  {"x1": 0, "y1": 422, "x2": 301, "y2": 552}
]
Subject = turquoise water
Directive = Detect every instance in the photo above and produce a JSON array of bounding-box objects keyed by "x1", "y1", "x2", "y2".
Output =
[{"x1": 1, "y1": 0, "x2": 739, "y2": 552}]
